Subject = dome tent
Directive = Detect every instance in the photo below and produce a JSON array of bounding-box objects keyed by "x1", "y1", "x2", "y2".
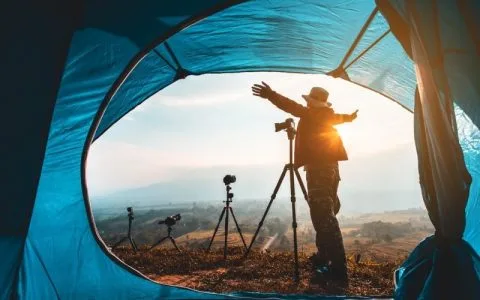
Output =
[{"x1": 2, "y1": 0, "x2": 479, "y2": 299}]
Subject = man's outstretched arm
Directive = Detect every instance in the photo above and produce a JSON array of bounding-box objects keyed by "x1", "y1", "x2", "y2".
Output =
[
  {"x1": 252, "y1": 82, "x2": 307, "y2": 118},
  {"x1": 331, "y1": 109, "x2": 359, "y2": 124}
]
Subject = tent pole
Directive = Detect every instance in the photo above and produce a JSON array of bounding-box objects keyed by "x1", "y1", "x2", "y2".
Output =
[
  {"x1": 338, "y1": 6, "x2": 379, "y2": 68},
  {"x1": 344, "y1": 29, "x2": 391, "y2": 71},
  {"x1": 152, "y1": 49, "x2": 177, "y2": 71}
]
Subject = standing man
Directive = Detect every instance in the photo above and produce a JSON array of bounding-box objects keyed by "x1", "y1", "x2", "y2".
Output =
[{"x1": 252, "y1": 82, "x2": 357, "y2": 283}]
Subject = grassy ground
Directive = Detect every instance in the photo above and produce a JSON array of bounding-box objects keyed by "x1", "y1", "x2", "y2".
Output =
[{"x1": 114, "y1": 247, "x2": 401, "y2": 297}]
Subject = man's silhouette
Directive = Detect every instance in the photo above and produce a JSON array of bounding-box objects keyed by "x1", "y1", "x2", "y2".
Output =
[{"x1": 252, "y1": 82, "x2": 357, "y2": 283}]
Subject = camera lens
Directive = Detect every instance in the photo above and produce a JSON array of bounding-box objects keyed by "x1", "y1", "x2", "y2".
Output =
[
  {"x1": 275, "y1": 118, "x2": 294, "y2": 132},
  {"x1": 274, "y1": 122, "x2": 285, "y2": 132}
]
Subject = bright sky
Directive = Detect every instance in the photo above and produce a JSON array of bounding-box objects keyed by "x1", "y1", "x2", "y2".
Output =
[{"x1": 86, "y1": 72, "x2": 418, "y2": 203}]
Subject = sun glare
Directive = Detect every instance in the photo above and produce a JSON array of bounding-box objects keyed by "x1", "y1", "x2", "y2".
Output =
[{"x1": 336, "y1": 124, "x2": 352, "y2": 142}]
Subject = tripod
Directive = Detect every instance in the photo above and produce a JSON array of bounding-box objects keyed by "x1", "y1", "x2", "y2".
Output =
[
  {"x1": 149, "y1": 225, "x2": 181, "y2": 252},
  {"x1": 207, "y1": 183, "x2": 248, "y2": 259},
  {"x1": 112, "y1": 207, "x2": 138, "y2": 252},
  {"x1": 244, "y1": 119, "x2": 308, "y2": 282}
]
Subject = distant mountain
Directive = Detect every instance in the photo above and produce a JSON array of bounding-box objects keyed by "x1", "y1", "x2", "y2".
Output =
[{"x1": 90, "y1": 142, "x2": 423, "y2": 213}]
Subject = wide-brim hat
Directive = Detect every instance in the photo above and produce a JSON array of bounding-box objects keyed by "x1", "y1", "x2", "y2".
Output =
[{"x1": 302, "y1": 87, "x2": 331, "y2": 108}]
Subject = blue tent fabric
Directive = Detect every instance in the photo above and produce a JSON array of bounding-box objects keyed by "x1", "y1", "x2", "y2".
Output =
[
  {"x1": 394, "y1": 236, "x2": 480, "y2": 300},
  {"x1": 1, "y1": 1, "x2": 80, "y2": 299},
  {"x1": 2, "y1": 0, "x2": 479, "y2": 299},
  {"x1": 95, "y1": 0, "x2": 384, "y2": 139},
  {"x1": 380, "y1": 0, "x2": 480, "y2": 299}
]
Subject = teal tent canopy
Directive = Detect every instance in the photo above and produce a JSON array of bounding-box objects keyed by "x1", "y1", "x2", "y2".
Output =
[{"x1": 2, "y1": 0, "x2": 479, "y2": 299}]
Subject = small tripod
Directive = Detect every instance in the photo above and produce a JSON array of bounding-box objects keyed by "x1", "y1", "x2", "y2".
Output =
[
  {"x1": 149, "y1": 214, "x2": 181, "y2": 252},
  {"x1": 112, "y1": 207, "x2": 138, "y2": 252},
  {"x1": 244, "y1": 118, "x2": 308, "y2": 282},
  {"x1": 207, "y1": 179, "x2": 248, "y2": 259}
]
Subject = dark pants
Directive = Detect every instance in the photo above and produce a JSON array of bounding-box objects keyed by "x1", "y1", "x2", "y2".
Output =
[{"x1": 306, "y1": 163, "x2": 347, "y2": 276}]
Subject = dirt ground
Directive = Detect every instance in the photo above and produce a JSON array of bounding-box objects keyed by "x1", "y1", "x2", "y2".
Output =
[{"x1": 114, "y1": 247, "x2": 400, "y2": 297}]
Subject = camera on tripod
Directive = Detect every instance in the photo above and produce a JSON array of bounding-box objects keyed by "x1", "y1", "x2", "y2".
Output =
[
  {"x1": 223, "y1": 174, "x2": 236, "y2": 185},
  {"x1": 245, "y1": 116, "x2": 306, "y2": 281},
  {"x1": 275, "y1": 118, "x2": 295, "y2": 132},
  {"x1": 208, "y1": 174, "x2": 247, "y2": 258},
  {"x1": 111, "y1": 206, "x2": 138, "y2": 251},
  {"x1": 158, "y1": 214, "x2": 181, "y2": 227},
  {"x1": 150, "y1": 213, "x2": 182, "y2": 252}
]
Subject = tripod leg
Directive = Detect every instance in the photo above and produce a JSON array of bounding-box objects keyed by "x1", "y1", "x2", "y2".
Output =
[
  {"x1": 131, "y1": 238, "x2": 138, "y2": 251},
  {"x1": 230, "y1": 207, "x2": 247, "y2": 251},
  {"x1": 207, "y1": 207, "x2": 226, "y2": 251},
  {"x1": 224, "y1": 203, "x2": 230, "y2": 259},
  {"x1": 294, "y1": 168, "x2": 309, "y2": 201},
  {"x1": 111, "y1": 237, "x2": 128, "y2": 250},
  {"x1": 129, "y1": 237, "x2": 138, "y2": 252},
  {"x1": 289, "y1": 165, "x2": 300, "y2": 281},
  {"x1": 149, "y1": 236, "x2": 168, "y2": 251},
  {"x1": 169, "y1": 237, "x2": 181, "y2": 253},
  {"x1": 245, "y1": 165, "x2": 289, "y2": 258}
]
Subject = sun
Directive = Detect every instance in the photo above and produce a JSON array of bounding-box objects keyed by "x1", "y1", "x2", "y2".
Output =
[{"x1": 336, "y1": 124, "x2": 352, "y2": 142}]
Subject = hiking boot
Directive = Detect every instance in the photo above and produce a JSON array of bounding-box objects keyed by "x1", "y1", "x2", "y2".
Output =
[
  {"x1": 312, "y1": 264, "x2": 349, "y2": 287},
  {"x1": 309, "y1": 253, "x2": 328, "y2": 269}
]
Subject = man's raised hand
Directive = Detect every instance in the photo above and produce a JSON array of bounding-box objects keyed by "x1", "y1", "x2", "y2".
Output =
[
  {"x1": 252, "y1": 81, "x2": 273, "y2": 99},
  {"x1": 351, "y1": 109, "x2": 359, "y2": 120}
]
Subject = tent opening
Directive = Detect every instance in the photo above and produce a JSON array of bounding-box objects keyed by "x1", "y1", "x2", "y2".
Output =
[{"x1": 86, "y1": 72, "x2": 433, "y2": 297}]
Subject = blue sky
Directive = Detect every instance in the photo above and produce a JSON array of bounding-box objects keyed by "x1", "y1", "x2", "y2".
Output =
[{"x1": 86, "y1": 72, "x2": 422, "y2": 211}]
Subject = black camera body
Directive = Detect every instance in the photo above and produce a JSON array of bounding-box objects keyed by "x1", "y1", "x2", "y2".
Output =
[
  {"x1": 127, "y1": 207, "x2": 134, "y2": 220},
  {"x1": 223, "y1": 174, "x2": 236, "y2": 185},
  {"x1": 158, "y1": 213, "x2": 181, "y2": 227},
  {"x1": 275, "y1": 118, "x2": 295, "y2": 132}
]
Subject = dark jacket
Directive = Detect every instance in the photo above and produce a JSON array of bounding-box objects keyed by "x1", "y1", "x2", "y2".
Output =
[{"x1": 268, "y1": 92, "x2": 354, "y2": 167}]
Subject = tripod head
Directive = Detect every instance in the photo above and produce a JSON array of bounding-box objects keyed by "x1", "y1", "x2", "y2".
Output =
[
  {"x1": 275, "y1": 118, "x2": 296, "y2": 140},
  {"x1": 224, "y1": 185, "x2": 234, "y2": 204},
  {"x1": 223, "y1": 174, "x2": 235, "y2": 203}
]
